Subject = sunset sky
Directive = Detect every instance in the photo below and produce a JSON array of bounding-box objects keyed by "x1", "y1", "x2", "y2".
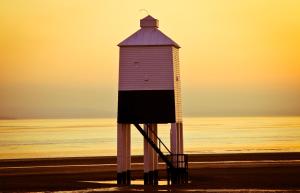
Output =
[{"x1": 0, "y1": 0, "x2": 300, "y2": 118}]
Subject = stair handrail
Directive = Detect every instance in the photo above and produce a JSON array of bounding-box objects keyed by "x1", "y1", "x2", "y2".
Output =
[
  {"x1": 133, "y1": 123, "x2": 189, "y2": 185},
  {"x1": 133, "y1": 123, "x2": 174, "y2": 169},
  {"x1": 144, "y1": 124, "x2": 172, "y2": 155},
  {"x1": 133, "y1": 123, "x2": 189, "y2": 171}
]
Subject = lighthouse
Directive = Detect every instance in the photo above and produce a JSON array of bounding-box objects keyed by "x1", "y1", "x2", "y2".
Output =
[{"x1": 117, "y1": 15, "x2": 187, "y2": 185}]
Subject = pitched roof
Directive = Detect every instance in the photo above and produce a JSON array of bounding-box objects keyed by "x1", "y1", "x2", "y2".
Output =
[{"x1": 118, "y1": 15, "x2": 180, "y2": 48}]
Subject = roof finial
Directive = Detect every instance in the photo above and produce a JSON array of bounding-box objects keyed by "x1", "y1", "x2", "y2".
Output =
[{"x1": 139, "y1": 9, "x2": 149, "y2": 16}]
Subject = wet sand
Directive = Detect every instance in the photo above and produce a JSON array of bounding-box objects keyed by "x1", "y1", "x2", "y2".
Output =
[{"x1": 1, "y1": 152, "x2": 300, "y2": 192}]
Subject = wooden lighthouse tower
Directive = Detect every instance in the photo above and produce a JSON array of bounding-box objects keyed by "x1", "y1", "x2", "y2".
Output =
[{"x1": 117, "y1": 15, "x2": 188, "y2": 185}]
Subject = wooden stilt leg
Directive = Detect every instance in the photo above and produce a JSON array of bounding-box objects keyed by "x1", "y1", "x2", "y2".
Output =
[{"x1": 143, "y1": 124, "x2": 149, "y2": 185}]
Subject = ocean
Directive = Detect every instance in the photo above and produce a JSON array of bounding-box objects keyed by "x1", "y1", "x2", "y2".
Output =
[{"x1": 0, "y1": 117, "x2": 299, "y2": 159}]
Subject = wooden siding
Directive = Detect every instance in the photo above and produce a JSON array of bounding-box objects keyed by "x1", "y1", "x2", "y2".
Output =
[
  {"x1": 119, "y1": 46, "x2": 174, "y2": 91},
  {"x1": 172, "y1": 47, "x2": 183, "y2": 122}
]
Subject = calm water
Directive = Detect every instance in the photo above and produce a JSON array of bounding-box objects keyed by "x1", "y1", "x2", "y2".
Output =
[{"x1": 0, "y1": 117, "x2": 299, "y2": 159}]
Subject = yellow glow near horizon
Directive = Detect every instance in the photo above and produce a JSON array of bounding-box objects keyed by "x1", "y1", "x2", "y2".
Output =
[{"x1": 0, "y1": 0, "x2": 300, "y2": 117}]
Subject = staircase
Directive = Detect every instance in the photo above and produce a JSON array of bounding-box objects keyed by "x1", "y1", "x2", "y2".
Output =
[{"x1": 133, "y1": 123, "x2": 188, "y2": 184}]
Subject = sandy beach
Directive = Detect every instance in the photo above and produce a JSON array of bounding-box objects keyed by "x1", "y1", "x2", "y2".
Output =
[{"x1": 1, "y1": 152, "x2": 300, "y2": 192}]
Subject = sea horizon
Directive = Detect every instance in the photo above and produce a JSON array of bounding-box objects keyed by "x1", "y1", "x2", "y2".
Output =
[{"x1": 1, "y1": 115, "x2": 300, "y2": 120}]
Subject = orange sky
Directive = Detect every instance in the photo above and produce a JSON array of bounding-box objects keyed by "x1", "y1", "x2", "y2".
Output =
[{"x1": 0, "y1": 0, "x2": 300, "y2": 118}]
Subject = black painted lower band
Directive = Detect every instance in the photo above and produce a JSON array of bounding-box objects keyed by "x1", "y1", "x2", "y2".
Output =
[
  {"x1": 118, "y1": 90, "x2": 176, "y2": 123},
  {"x1": 144, "y1": 171, "x2": 159, "y2": 185},
  {"x1": 117, "y1": 171, "x2": 131, "y2": 185},
  {"x1": 117, "y1": 172, "x2": 122, "y2": 185}
]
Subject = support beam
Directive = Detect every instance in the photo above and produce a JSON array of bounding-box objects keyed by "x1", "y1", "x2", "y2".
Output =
[
  {"x1": 125, "y1": 124, "x2": 131, "y2": 185},
  {"x1": 143, "y1": 124, "x2": 149, "y2": 184},
  {"x1": 117, "y1": 123, "x2": 123, "y2": 184},
  {"x1": 143, "y1": 124, "x2": 158, "y2": 185},
  {"x1": 170, "y1": 122, "x2": 185, "y2": 184},
  {"x1": 152, "y1": 125, "x2": 159, "y2": 185},
  {"x1": 170, "y1": 122, "x2": 183, "y2": 155},
  {"x1": 117, "y1": 123, "x2": 131, "y2": 185}
]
